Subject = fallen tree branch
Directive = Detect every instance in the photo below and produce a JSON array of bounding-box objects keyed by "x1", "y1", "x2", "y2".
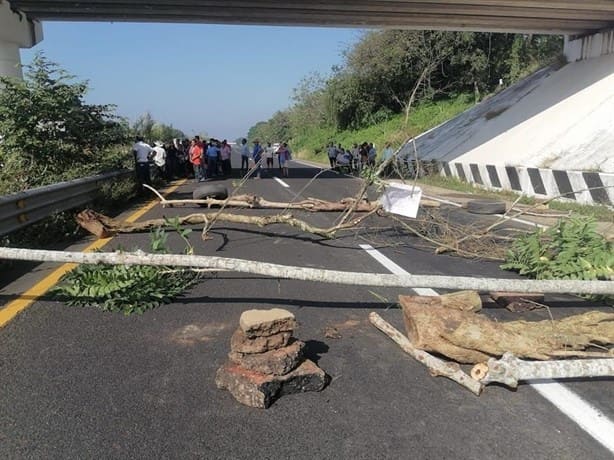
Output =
[
  {"x1": 471, "y1": 352, "x2": 614, "y2": 388},
  {"x1": 369, "y1": 312, "x2": 482, "y2": 395},
  {"x1": 1, "y1": 246, "x2": 613, "y2": 294},
  {"x1": 143, "y1": 184, "x2": 401, "y2": 212},
  {"x1": 76, "y1": 209, "x2": 376, "y2": 240}
]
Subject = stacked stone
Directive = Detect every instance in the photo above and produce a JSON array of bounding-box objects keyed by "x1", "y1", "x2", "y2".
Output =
[{"x1": 215, "y1": 308, "x2": 327, "y2": 408}]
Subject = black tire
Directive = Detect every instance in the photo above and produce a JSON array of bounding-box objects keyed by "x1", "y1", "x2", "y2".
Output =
[
  {"x1": 466, "y1": 199, "x2": 506, "y2": 215},
  {"x1": 193, "y1": 184, "x2": 228, "y2": 200}
]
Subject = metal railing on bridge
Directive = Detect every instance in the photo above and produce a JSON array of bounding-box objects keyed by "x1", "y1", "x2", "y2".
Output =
[{"x1": 0, "y1": 170, "x2": 132, "y2": 236}]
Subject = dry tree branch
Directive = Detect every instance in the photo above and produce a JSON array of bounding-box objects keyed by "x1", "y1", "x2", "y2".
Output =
[
  {"x1": 76, "y1": 208, "x2": 379, "y2": 240},
  {"x1": 369, "y1": 312, "x2": 482, "y2": 395}
]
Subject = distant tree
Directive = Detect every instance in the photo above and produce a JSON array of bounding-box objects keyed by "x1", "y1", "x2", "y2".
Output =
[
  {"x1": 247, "y1": 30, "x2": 563, "y2": 141},
  {"x1": 133, "y1": 112, "x2": 155, "y2": 141}
]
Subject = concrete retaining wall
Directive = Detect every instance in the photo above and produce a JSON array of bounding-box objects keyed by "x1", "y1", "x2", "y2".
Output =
[{"x1": 436, "y1": 161, "x2": 614, "y2": 207}]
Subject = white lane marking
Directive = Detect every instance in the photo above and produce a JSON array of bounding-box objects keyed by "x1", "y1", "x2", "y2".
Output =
[
  {"x1": 359, "y1": 243, "x2": 614, "y2": 454},
  {"x1": 423, "y1": 193, "x2": 547, "y2": 229},
  {"x1": 273, "y1": 177, "x2": 290, "y2": 188},
  {"x1": 359, "y1": 244, "x2": 436, "y2": 297},
  {"x1": 532, "y1": 381, "x2": 614, "y2": 453}
]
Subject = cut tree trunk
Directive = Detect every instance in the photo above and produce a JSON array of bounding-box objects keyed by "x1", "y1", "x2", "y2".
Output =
[{"x1": 400, "y1": 295, "x2": 614, "y2": 364}]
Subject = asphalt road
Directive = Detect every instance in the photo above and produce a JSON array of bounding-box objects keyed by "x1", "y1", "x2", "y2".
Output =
[{"x1": 1, "y1": 153, "x2": 612, "y2": 459}]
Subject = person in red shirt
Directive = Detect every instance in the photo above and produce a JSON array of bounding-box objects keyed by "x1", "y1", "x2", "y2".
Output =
[{"x1": 189, "y1": 138, "x2": 204, "y2": 181}]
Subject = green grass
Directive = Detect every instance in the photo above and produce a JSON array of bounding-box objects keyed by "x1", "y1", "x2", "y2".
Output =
[
  {"x1": 293, "y1": 94, "x2": 473, "y2": 160},
  {"x1": 417, "y1": 174, "x2": 614, "y2": 221},
  {"x1": 548, "y1": 200, "x2": 614, "y2": 222}
]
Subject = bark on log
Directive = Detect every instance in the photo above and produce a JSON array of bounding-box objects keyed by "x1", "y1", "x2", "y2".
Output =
[
  {"x1": 368, "y1": 312, "x2": 482, "y2": 395},
  {"x1": 400, "y1": 295, "x2": 614, "y2": 364},
  {"x1": 440, "y1": 290, "x2": 482, "y2": 312},
  {"x1": 0, "y1": 247, "x2": 613, "y2": 294},
  {"x1": 471, "y1": 352, "x2": 614, "y2": 388}
]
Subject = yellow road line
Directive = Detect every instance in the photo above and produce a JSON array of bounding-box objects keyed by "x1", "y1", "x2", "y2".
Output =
[{"x1": 0, "y1": 179, "x2": 187, "y2": 328}]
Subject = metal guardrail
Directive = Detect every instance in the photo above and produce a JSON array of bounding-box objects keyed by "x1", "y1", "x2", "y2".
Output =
[{"x1": 0, "y1": 170, "x2": 132, "y2": 236}]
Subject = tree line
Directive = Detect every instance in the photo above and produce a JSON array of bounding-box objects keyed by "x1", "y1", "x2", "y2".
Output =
[{"x1": 248, "y1": 31, "x2": 562, "y2": 143}]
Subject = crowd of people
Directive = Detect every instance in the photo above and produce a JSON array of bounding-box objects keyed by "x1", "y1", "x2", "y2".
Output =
[
  {"x1": 325, "y1": 141, "x2": 395, "y2": 172},
  {"x1": 132, "y1": 134, "x2": 407, "y2": 193},
  {"x1": 131, "y1": 136, "x2": 294, "y2": 190}
]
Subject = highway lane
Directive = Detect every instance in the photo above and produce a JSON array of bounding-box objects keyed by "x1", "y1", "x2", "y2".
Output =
[{"x1": 0, "y1": 153, "x2": 612, "y2": 459}]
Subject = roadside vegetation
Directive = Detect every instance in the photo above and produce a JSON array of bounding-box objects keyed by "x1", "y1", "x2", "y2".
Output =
[
  {"x1": 248, "y1": 31, "x2": 562, "y2": 156},
  {"x1": 0, "y1": 53, "x2": 184, "y2": 250}
]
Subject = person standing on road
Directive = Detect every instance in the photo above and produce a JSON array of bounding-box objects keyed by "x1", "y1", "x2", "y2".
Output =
[
  {"x1": 206, "y1": 140, "x2": 220, "y2": 179},
  {"x1": 132, "y1": 136, "x2": 153, "y2": 192},
  {"x1": 220, "y1": 139, "x2": 232, "y2": 177},
  {"x1": 381, "y1": 142, "x2": 395, "y2": 177},
  {"x1": 240, "y1": 138, "x2": 250, "y2": 175},
  {"x1": 264, "y1": 142, "x2": 275, "y2": 171},
  {"x1": 367, "y1": 142, "x2": 377, "y2": 167},
  {"x1": 276, "y1": 142, "x2": 291, "y2": 178},
  {"x1": 327, "y1": 142, "x2": 338, "y2": 169},
  {"x1": 152, "y1": 141, "x2": 167, "y2": 181},
  {"x1": 351, "y1": 143, "x2": 360, "y2": 172},
  {"x1": 189, "y1": 138, "x2": 204, "y2": 182},
  {"x1": 251, "y1": 139, "x2": 263, "y2": 178}
]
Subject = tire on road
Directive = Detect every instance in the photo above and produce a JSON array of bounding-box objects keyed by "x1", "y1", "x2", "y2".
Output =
[
  {"x1": 193, "y1": 184, "x2": 229, "y2": 201},
  {"x1": 466, "y1": 199, "x2": 506, "y2": 215}
]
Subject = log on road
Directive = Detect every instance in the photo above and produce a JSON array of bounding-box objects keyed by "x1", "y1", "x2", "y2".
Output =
[
  {"x1": 400, "y1": 295, "x2": 614, "y2": 364},
  {"x1": 1, "y1": 247, "x2": 613, "y2": 295},
  {"x1": 471, "y1": 352, "x2": 614, "y2": 388}
]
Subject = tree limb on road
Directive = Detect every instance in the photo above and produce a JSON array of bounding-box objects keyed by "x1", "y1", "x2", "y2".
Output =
[
  {"x1": 76, "y1": 208, "x2": 378, "y2": 240},
  {"x1": 471, "y1": 352, "x2": 614, "y2": 388},
  {"x1": 1, "y1": 246, "x2": 613, "y2": 295},
  {"x1": 143, "y1": 184, "x2": 409, "y2": 212},
  {"x1": 369, "y1": 312, "x2": 482, "y2": 395}
]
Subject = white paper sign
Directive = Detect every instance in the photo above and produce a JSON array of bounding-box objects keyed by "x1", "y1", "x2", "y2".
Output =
[{"x1": 381, "y1": 183, "x2": 422, "y2": 218}]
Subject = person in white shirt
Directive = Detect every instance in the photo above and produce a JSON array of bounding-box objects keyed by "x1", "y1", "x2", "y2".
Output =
[
  {"x1": 152, "y1": 141, "x2": 167, "y2": 181},
  {"x1": 132, "y1": 136, "x2": 153, "y2": 191},
  {"x1": 240, "y1": 138, "x2": 250, "y2": 174},
  {"x1": 264, "y1": 142, "x2": 275, "y2": 170}
]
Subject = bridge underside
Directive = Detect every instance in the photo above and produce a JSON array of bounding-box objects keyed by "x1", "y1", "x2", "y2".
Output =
[{"x1": 8, "y1": 0, "x2": 614, "y2": 34}]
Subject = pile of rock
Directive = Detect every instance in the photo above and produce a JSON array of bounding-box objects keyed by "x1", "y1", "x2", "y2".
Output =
[{"x1": 215, "y1": 308, "x2": 327, "y2": 408}]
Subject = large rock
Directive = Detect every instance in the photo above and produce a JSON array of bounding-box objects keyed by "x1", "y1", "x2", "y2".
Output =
[
  {"x1": 229, "y1": 340, "x2": 304, "y2": 375},
  {"x1": 215, "y1": 359, "x2": 327, "y2": 409},
  {"x1": 240, "y1": 308, "x2": 296, "y2": 338},
  {"x1": 230, "y1": 328, "x2": 292, "y2": 354}
]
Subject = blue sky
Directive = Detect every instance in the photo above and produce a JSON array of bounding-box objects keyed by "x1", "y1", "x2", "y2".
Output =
[{"x1": 21, "y1": 22, "x2": 362, "y2": 140}]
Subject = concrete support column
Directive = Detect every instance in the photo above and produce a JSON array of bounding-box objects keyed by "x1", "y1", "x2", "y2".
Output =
[
  {"x1": 565, "y1": 30, "x2": 614, "y2": 62},
  {"x1": 0, "y1": 0, "x2": 44, "y2": 79},
  {"x1": 0, "y1": 40, "x2": 22, "y2": 79}
]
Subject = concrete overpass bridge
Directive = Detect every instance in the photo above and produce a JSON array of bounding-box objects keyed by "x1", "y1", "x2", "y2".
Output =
[
  {"x1": 2, "y1": 0, "x2": 614, "y2": 78},
  {"x1": 1, "y1": 0, "x2": 613, "y2": 201}
]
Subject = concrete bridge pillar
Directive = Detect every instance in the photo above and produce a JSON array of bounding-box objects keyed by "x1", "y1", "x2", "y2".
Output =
[
  {"x1": 0, "y1": 0, "x2": 43, "y2": 79},
  {"x1": 565, "y1": 29, "x2": 614, "y2": 62}
]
